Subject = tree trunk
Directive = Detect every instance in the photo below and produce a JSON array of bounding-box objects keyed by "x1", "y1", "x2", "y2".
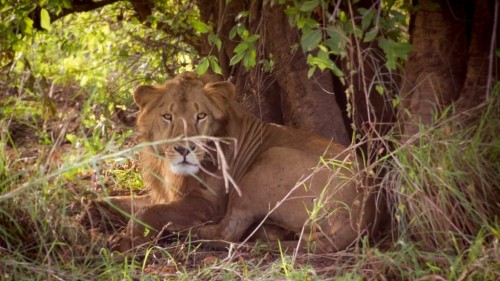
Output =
[
  {"x1": 197, "y1": 0, "x2": 350, "y2": 146},
  {"x1": 398, "y1": 0, "x2": 468, "y2": 141},
  {"x1": 197, "y1": 0, "x2": 497, "y2": 145},
  {"x1": 261, "y1": 3, "x2": 349, "y2": 145},
  {"x1": 334, "y1": 0, "x2": 399, "y2": 157},
  {"x1": 456, "y1": 0, "x2": 498, "y2": 112}
]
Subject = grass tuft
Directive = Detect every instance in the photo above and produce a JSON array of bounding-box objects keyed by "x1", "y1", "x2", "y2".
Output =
[
  {"x1": 1, "y1": 84, "x2": 499, "y2": 279},
  {"x1": 375, "y1": 89, "x2": 500, "y2": 279}
]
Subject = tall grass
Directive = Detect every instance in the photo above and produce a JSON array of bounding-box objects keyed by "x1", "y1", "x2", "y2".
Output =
[
  {"x1": 1, "y1": 88, "x2": 499, "y2": 279},
  {"x1": 376, "y1": 89, "x2": 500, "y2": 279},
  {"x1": 385, "y1": 90, "x2": 499, "y2": 248},
  {"x1": 0, "y1": 122, "x2": 143, "y2": 279}
]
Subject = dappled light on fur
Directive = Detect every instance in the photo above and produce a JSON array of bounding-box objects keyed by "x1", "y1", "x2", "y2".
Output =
[{"x1": 85, "y1": 72, "x2": 378, "y2": 254}]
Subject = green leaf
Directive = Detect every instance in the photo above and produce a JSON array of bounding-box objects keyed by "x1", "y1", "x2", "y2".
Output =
[
  {"x1": 307, "y1": 54, "x2": 331, "y2": 71},
  {"x1": 346, "y1": 21, "x2": 363, "y2": 38},
  {"x1": 363, "y1": 27, "x2": 378, "y2": 42},
  {"x1": 300, "y1": 0, "x2": 320, "y2": 12},
  {"x1": 307, "y1": 66, "x2": 317, "y2": 78},
  {"x1": 196, "y1": 57, "x2": 209, "y2": 75},
  {"x1": 378, "y1": 38, "x2": 414, "y2": 70},
  {"x1": 40, "y1": 8, "x2": 51, "y2": 31},
  {"x1": 262, "y1": 56, "x2": 275, "y2": 72},
  {"x1": 330, "y1": 61, "x2": 344, "y2": 78},
  {"x1": 229, "y1": 23, "x2": 248, "y2": 39},
  {"x1": 61, "y1": 0, "x2": 72, "y2": 9},
  {"x1": 246, "y1": 34, "x2": 260, "y2": 43},
  {"x1": 389, "y1": 10, "x2": 406, "y2": 23},
  {"x1": 65, "y1": 133, "x2": 77, "y2": 145},
  {"x1": 21, "y1": 17, "x2": 33, "y2": 35},
  {"x1": 360, "y1": 8, "x2": 375, "y2": 31},
  {"x1": 284, "y1": 6, "x2": 298, "y2": 16},
  {"x1": 209, "y1": 57, "x2": 222, "y2": 74},
  {"x1": 391, "y1": 97, "x2": 400, "y2": 108},
  {"x1": 338, "y1": 11, "x2": 347, "y2": 22},
  {"x1": 301, "y1": 29, "x2": 322, "y2": 52},
  {"x1": 233, "y1": 42, "x2": 249, "y2": 53},
  {"x1": 307, "y1": 56, "x2": 325, "y2": 70},
  {"x1": 208, "y1": 33, "x2": 222, "y2": 51},
  {"x1": 325, "y1": 29, "x2": 347, "y2": 56},
  {"x1": 238, "y1": 25, "x2": 249, "y2": 38},
  {"x1": 243, "y1": 48, "x2": 257, "y2": 69},
  {"x1": 375, "y1": 84, "x2": 384, "y2": 95},
  {"x1": 297, "y1": 17, "x2": 318, "y2": 30},
  {"x1": 80, "y1": 75, "x2": 88, "y2": 87},
  {"x1": 236, "y1": 11, "x2": 249, "y2": 21},
  {"x1": 229, "y1": 25, "x2": 238, "y2": 39},
  {"x1": 229, "y1": 51, "x2": 245, "y2": 66},
  {"x1": 307, "y1": 52, "x2": 344, "y2": 78},
  {"x1": 191, "y1": 20, "x2": 211, "y2": 33}
]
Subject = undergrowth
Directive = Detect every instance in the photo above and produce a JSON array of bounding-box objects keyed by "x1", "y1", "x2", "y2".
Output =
[
  {"x1": 378, "y1": 88, "x2": 500, "y2": 280},
  {"x1": 1, "y1": 1, "x2": 498, "y2": 279},
  {"x1": 1, "y1": 89, "x2": 498, "y2": 280}
]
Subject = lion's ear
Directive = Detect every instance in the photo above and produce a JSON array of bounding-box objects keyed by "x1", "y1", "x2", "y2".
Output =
[
  {"x1": 204, "y1": 81, "x2": 235, "y2": 119},
  {"x1": 134, "y1": 85, "x2": 159, "y2": 108},
  {"x1": 204, "y1": 81, "x2": 235, "y2": 100}
]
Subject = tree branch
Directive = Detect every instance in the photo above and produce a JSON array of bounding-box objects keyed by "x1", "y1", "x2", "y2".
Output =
[{"x1": 32, "y1": 0, "x2": 154, "y2": 30}]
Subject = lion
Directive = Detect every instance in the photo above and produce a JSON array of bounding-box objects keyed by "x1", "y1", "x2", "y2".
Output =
[{"x1": 89, "y1": 72, "x2": 377, "y2": 252}]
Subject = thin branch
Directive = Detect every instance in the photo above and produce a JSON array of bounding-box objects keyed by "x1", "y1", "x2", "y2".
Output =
[
  {"x1": 486, "y1": 0, "x2": 499, "y2": 100},
  {"x1": 43, "y1": 0, "x2": 122, "y2": 26}
]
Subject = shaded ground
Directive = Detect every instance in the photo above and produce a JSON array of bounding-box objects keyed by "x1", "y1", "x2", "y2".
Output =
[
  {"x1": 1, "y1": 80, "x2": 394, "y2": 279},
  {"x1": 2, "y1": 79, "x2": 498, "y2": 280}
]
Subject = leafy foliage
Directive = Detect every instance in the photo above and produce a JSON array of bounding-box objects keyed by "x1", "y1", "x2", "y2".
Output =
[
  {"x1": 280, "y1": 0, "x2": 412, "y2": 77},
  {"x1": 228, "y1": 21, "x2": 260, "y2": 69},
  {"x1": 1, "y1": 1, "x2": 204, "y2": 149}
]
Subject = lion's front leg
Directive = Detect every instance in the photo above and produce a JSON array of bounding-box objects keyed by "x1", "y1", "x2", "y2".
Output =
[
  {"x1": 81, "y1": 195, "x2": 150, "y2": 231},
  {"x1": 114, "y1": 197, "x2": 222, "y2": 252},
  {"x1": 198, "y1": 208, "x2": 254, "y2": 243}
]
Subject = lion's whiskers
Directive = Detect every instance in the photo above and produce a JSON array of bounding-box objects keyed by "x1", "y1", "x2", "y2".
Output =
[{"x1": 168, "y1": 135, "x2": 242, "y2": 196}]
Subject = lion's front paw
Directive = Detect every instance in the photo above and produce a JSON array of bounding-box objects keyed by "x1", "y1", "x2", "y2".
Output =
[
  {"x1": 197, "y1": 224, "x2": 221, "y2": 240},
  {"x1": 79, "y1": 199, "x2": 106, "y2": 230},
  {"x1": 108, "y1": 232, "x2": 136, "y2": 252},
  {"x1": 108, "y1": 231, "x2": 153, "y2": 252},
  {"x1": 80, "y1": 199, "x2": 128, "y2": 233}
]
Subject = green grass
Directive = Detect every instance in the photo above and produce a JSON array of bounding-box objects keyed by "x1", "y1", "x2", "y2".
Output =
[
  {"x1": 376, "y1": 88, "x2": 500, "y2": 280},
  {"x1": 1, "y1": 1, "x2": 498, "y2": 278},
  {"x1": 386, "y1": 93, "x2": 499, "y2": 247},
  {"x1": 1, "y1": 86, "x2": 499, "y2": 280}
]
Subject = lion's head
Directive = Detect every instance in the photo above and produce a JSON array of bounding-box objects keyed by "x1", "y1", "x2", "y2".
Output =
[{"x1": 134, "y1": 73, "x2": 235, "y2": 175}]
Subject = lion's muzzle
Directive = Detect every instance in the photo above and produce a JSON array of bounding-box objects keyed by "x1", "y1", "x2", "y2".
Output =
[
  {"x1": 173, "y1": 144, "x2": 195, "y2": 157},
  {"x1": 169, "y1": 143, "x2": 201, "y2": 175}
]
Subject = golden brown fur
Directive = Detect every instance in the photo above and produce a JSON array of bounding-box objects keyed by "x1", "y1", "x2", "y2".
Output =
[{"x1": 96, "y1": 72, "x2": 377, "y2": 252}]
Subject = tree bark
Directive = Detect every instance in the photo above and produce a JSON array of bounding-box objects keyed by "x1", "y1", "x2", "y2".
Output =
[
  {"x1": 398, "y1": 0, "x2": 468, "y2": 140},
  {"x1": 197, "y1": 0, "x2": 350, "y2": 145},
  {"x1": 332, "y1": 0, "x2": 399, "y2": 156},
  {"x1": 197, "y1": 0, "x2": 284, "y2": 125},
  {"x1": 261, "y1": 3, "x2": 349, "y2": 145},
  {"x1": 456, "y1": 0, "x2": 498, "y2": 112}
]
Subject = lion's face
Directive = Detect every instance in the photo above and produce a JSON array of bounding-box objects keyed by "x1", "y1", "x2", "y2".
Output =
[{"x1": 134, "y1": 73, "x2": 234, "y2": 175}]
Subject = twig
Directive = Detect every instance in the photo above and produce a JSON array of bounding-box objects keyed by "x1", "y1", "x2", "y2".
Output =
[{"x1": 486, "y1": 0, "x2": 499, "y2": 100}]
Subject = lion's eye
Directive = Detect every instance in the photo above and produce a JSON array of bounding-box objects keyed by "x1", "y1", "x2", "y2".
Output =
[
  {"x1": 197, "y1": 113, "x2": 207, "y2": 121},
  {"x1": 162, "y1": 113, "x2": 172, "y2": 122}
]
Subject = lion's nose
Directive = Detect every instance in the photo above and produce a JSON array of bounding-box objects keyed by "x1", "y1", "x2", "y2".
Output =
[{"x1": 174, "y1": 145, "x2": 195, "y2": 157}]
